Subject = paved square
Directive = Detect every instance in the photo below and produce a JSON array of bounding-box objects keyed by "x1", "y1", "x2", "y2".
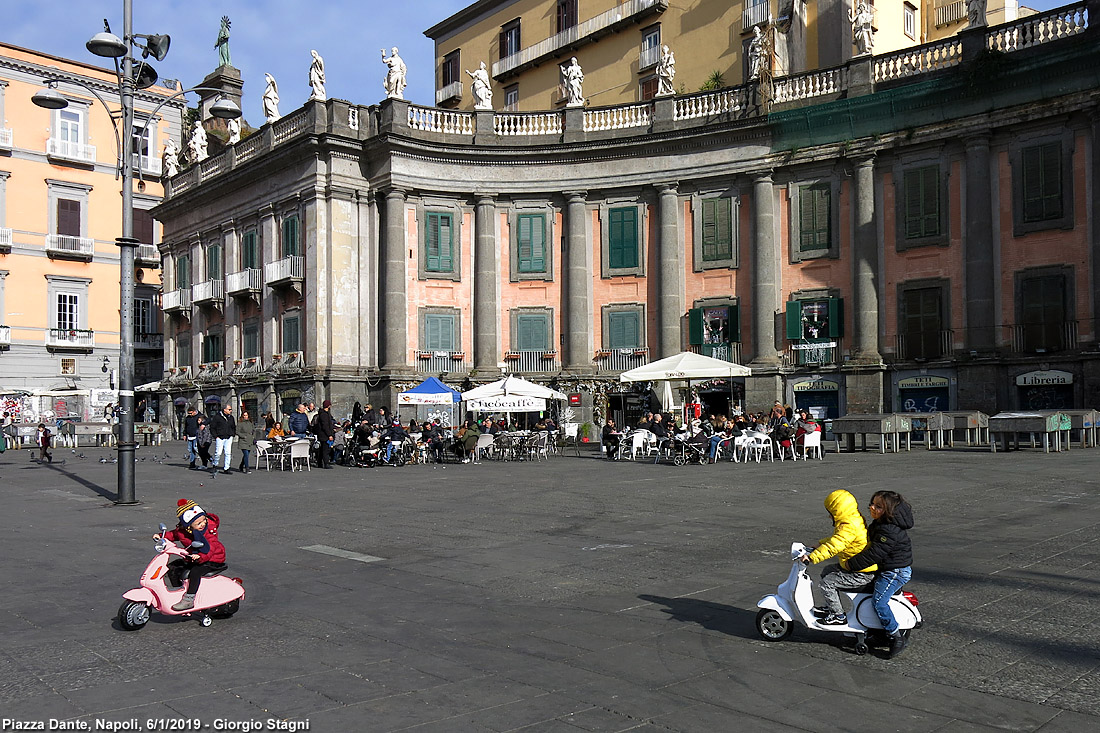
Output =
[{"x1": 1, "y1": 442, "x2": 1098, "y2": 731}]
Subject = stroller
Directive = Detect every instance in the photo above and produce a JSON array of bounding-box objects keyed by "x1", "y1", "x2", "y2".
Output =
[{"x1": 668, "y1": 433, "x2": 709, "y2": 466}]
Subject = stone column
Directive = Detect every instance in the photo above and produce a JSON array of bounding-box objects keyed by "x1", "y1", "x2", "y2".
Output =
[
  {"x1": 220, "y1": 221, "x2": 239, "y2": 361},
  {"x1": 1092, "y1": 108, "x2": 1100, "y2": 347},
  {"x1": 964, "y1": 134, "x2": 995, "y2": 352},
  {"x1": 381, "y1": 188, "x2": 407, "y2": 372},
  {"x1": 564, "y1": 192, "x2": 591, "y2": 372},
  {"x1": 750, "y1": 174, "x2": 778, "y2": 365},
  {"x1": 259, "y1": 204, "x2": 277, "y2": 364},
  {"x1": 474, "y1": 195, "x2": 499, "y2": 371},
  {"x1": 657, "y1": 184, "x2": 682, "y2": 358},
  {"x1": 850, "y1": 153, "x2": 881, "y2": 362}
]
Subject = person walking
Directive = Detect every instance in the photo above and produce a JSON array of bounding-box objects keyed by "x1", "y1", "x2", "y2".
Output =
[
  {"x1": 313, "y1": 400, "x2": 336, "y2": 469},
  {"x1": 183, "y1": 406, "x2": 200, "y2": 469},
  {"x1": 235, "y1": 410, "x2": 256, "y2": 474},
  {"x1": 209, "y1": 404, "x2": 237, "y2": 475}
]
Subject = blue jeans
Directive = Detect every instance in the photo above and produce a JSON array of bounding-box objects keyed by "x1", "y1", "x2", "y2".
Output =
[
  {"x1": 873, "y1": 566, "x2": 913, "y2": 634},
  {"x1": 186, "y1": 437, "x2": 198, "y2": 464}
]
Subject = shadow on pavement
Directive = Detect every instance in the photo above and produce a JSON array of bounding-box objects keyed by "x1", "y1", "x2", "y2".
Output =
[
  {"x1": 638, "y1": 593, "x2": 760, "y2": 640},
  {"x1": 41, "y1": 461, "x2": 117, "y2": 502}
]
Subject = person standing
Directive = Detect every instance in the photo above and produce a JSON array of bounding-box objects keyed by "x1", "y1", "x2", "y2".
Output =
[
  {"x1": 209, "y1": 404, "x2": 236, "y2": 475},
  {"x1": 235, "y1": 410, "x2": 256, "y2": 474},
  {"x1": 183, "y1": 406, "x2": 200, "y2": 469},
  {"x1": 288, "y1": 403, "x2": 310, "y2": 437},
  {"x1": 313, "y1": 400, "x2": 336, "y2": 469}
]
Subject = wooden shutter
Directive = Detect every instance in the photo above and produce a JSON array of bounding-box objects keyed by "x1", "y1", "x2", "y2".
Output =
[
  {"x1": 609, "y1": 207, "x2": 638, "y2": 269},
  {"x1": 176, "y1": 256, "x2": 190, "y2": 289},
  {"x1": 827, "y1": 297, "x2": 844, "y2": 338},
  {"x1": 701, "y1": 198, "x2": 733, "y2": 262},
  {"x1": 242, "y1": 231, "x2": 258, "y2": 269},
  {"x1": 516, "y1": 313, "x2": 548, "y2": 351},
  {"x1": 799, "y1": 186, "x2": 830, "y2": 251},
  {"x1": 608, "y1": 311, "x2": 640, "y2": 349},
  {"x1": 517, "y1": 214, "x2": 545, "y2": 273},
  {"x1": 206, "y1": 245, "x2": 221, "y2": 280},
  {"x1": 1023, "y1": 143, "x2": 1063, "y2": 223},
  {"x1": 688, "y1": 307, "x2": 704, "y2": 345},
  {"x1": 729, "y1": 303, "x2": 741, "y2": 342},
  {"x1": 905, "y1": 166, "x2": 940, "y2": 239},
  {"x1": 785, "y1": 301, "x2": 803, "y2": 340},
  {"x1": 57, "y1": 199, "x2": 81, "y2": 237},
  {"x1": 282, "y1": 217, "x2": 299, "y2": 256},
  {"x1": 426, "y1": 213, "x2": 453, "y2": 272},
  {"x1": 133, "y1": 208, "x2": 154, "y2": 244}
]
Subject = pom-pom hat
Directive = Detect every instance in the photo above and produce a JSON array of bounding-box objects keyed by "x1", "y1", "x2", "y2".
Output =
[{"x1": 176, "y1": 498, "x2": 206, "y2": 527}]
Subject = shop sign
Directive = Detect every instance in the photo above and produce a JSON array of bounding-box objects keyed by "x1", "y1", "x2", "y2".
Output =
[
  {"x1": 790, "y1": 342, "x2": 837, "y2": 350},
  {"x1": 569, "y1": 393, "x2": 582, "y2": 406},
  {"x1": 1015, "y1": 370, "x2": 1073, "y2": 386},
  {"x1": 793, "y1": 379, "x2": 840, "y2": 392},
  {"x1": 898, "y1": 376, "x2": 950, "y2": 389}
]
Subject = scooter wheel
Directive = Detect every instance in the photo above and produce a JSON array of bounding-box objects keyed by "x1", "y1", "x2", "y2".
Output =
[
  {"x1": 854, "y1": 642, "x2": 869, "y2": 656},
  {"x1": 755, "y1": 609, "x2": 793, "y2": 641},
  {"x1": 199, "y1": 614, "x2": 212, "y2": 627},
  {"x1": 118, "y1": 600, "x2": 150, "y2": 631}
]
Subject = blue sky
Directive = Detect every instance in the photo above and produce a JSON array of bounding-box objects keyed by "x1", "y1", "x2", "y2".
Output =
[{"x1": 2, "y1": 0, "x2": 1070, "y2": 127}]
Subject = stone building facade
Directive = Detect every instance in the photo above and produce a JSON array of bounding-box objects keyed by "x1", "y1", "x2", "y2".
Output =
[{"x1": 153, "y1": 4, "x2": 1099, "y2": 427}]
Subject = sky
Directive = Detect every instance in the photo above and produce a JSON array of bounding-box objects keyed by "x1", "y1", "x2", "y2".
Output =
[{"x1": 1, "y1": 0, "x2": 1072, "y2": 128}]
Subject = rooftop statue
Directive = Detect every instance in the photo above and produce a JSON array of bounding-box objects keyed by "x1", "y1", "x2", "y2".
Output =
[
  {"x1": 162, "y1": 137, "x2": 179, "y2": 178},
  {"x1": 309, "y1": 50, "x2": 326, "y2": 102},
  {"x1": 849, "y1": 1, "x2": 875, "y2": 57},
  {"x1": 188, "y1": 121, "x2": 208, "y2": 164},
  {"x1": 263, "y1": 73, "x2": 281, "y2": 123},
  {"x1": 748, "y1": 26, "x2": 767, "y2": 80},
  {"x1": 382, "y1": 47, "x2": 407, "y2": 99},
  {"x1": 215, "y1": 15, "x2": 232, "y2": 68},
  {"x1": 227, "y1": 117, "x2": 241, "y2": 145},
  {"x1": 967, "y1": 0, "x2": 988, "y2": 29},
  {"x1": 560, "y1": 57, "x2": 585, "y2": 108},
  {"x1": 466, "y1": 62, "x2": 493, "y2": 110},
  {"x1": 656, "y1": 45, "x2": 676, "y2": 97}
]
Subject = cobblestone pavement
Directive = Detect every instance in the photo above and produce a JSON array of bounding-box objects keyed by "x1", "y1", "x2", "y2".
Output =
[{"x1": 1, "y1": 440, "x2": 1098, "y2": 732}]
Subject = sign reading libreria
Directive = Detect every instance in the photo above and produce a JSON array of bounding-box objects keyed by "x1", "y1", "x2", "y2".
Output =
[{"x1": 1015, "y1": 370, "x2": 1073, "y2": 386}]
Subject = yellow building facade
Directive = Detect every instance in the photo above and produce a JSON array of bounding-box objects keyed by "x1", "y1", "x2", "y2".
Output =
[
  {"x1": 0, "y1": 42, "x2": 183, "y2": 423},
  {"x1": 426, "y1": 0, "x2": 1029, "y2": 112}
]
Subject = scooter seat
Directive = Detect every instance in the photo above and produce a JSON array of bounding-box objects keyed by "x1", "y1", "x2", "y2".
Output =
[{"x1": 199, "y1": 562, "x2": 228, "y2": 576}]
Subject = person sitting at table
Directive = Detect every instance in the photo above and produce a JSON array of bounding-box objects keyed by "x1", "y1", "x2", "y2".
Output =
[
  {"x1": 457, "y1": 420, "x2": 480, "y2": 463},
  {"x1": 267, "y1": 421, "x2": 285, "y2": 440},
  {"x1": 649, "y1": 413, "x2": 671, "y2": 455},
  {"x1": 544, "y1": 416, "x2": 557, "y2": 431},
  {"x1": 421, "y1": 420, "x2": 446, "y2": 462},
  {"x1": 794, "y1": 409, "x2": 821, "y2": 446},
  {"x1": 602, "y1": 418, "x2": 622, "y2": 459},
  {"x1": 637, "y1": 412, "x2": 653, "y2": 431},
  {"x1": 533, "y1": 417, "x2": 549, "y2": 432},
  {"x1": 381, "y1": 420, "x2": 409, "y2": 462},
  {"x1": 484, "y1": 418, "x2": 501, "y2": 436}
]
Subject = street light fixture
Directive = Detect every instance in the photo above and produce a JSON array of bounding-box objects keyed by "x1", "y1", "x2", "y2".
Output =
[{"x1": 31, "y1": 0, "x2": 240, "y2": 506}]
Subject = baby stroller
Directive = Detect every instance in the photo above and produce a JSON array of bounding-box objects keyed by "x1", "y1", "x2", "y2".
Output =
[{"x1": 669, "y1": 434, "x2": 709, "y2": 466}]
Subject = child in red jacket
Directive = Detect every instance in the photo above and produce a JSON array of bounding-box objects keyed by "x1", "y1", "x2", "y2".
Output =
[{"x1": 154, "y1": 499, "x2": 227, "y2": 611}]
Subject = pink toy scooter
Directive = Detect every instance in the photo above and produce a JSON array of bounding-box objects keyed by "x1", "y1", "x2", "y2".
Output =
[{"x1": 118, "y1": 523, "x2": 245, "y2": 630}]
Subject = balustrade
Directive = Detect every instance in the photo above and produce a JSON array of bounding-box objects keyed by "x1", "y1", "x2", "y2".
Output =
[
  {"x1": 494, "y1": 112, "x2": 563, "y2": 136},
  {"x1": 584, "y1": 103, "x2": 651, "y2": 132},
  {"x1": 408, "y1": 105, "x2": 475, "y2": 135}
]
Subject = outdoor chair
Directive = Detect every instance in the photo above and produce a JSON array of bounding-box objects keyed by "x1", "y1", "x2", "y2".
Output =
[
  {"x1": 799, "y1": 430, "x2": 825, "y2": 460},
  {"x1": 474, "y1": 433, "x2": 495, "y2": 463},
  {"x1": 289, "y1": 440, "x2": 311, "y2": 471},
  {"x1": 255, "y1": 440, "x2": 275, "y2": 471}
]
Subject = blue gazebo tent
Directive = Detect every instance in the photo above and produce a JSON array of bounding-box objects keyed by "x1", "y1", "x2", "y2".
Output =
[{"x1": 397, "y1": 377, "x2": 461, "y2": 426}]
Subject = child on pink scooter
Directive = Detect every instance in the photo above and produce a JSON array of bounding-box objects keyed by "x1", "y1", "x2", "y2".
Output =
[{"x1": 153, "y1": 499, "x2": 226, "y2": 611}]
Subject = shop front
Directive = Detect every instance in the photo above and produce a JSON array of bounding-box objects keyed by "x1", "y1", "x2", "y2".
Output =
[
  {"x1": 895, "y1": 373, "x2": 953, "y2": 414},
  {"x1": 790, "y1": 377, "x2": 843, "y2": 434},
  {"x1": 1016, "y1": 369, "x2": 1074, "y2": 410}
]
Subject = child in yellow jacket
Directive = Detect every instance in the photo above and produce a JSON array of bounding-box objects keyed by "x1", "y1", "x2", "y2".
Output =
[{"x1": 801, "y1": 488, "x2": 878, "y2": 625}]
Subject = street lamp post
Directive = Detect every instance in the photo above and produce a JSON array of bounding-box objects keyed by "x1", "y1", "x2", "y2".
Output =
[{"x1": 32, "y1": 0, "x2": 240, "y2": 505}]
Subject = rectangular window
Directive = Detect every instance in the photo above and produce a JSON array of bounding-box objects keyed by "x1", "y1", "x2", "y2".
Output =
[
  {"x1": 1021, "y1": 142, "x2": 1063, "y2": 223},
  {"x1": 516, "y1": 214, "x2": 546, "y2": 273},
  {"x1": 243, "y1": 325, "x2": 259, "y2": 359},
  {"x1": 202, "y1": 333, "x2": 223, "y2": 364},
  {"x1": 57, "y1": 199, "x2": 81, "y2": 236},
  {"x1": 205, "y1": 244, "x2": 222, "y2": 280},
  {"x1": 903, "y1": 4, "x2": 917, "y2": 39},
  {"x1": 607, "y1": 311, "x2": 641, "y2": 349},
  {"x1": 59, "y1": 109, "x2": 83, "y2": 144},
  {"x1": 1020, "y1": 275, "x2": 1067, "y2": 352},
  {"x1": 515, "y1": 312, "x2": 550, "y2": 351},
  {"x1": 242, "y1": 230, "x2": 258, "y2": 269},
  {"x1": 901, "y1": 287, "x2": 943, "y2": 360},
  {"x1": 282, "y1": 315, "x2": 301, "y2": 353},
  {"x1": 500, "y1": 20, "x2": 521, "y2": 60},
  {"x1": 798, "y1": 185, "x2": 831, "y2": 251},
  {"x1": 640, "y1": 26, "x2": 661, "y2": 70},
  {"x1": 608, "y1": 207, "x2": 639, "y2": 269},
  {"x1": 903, "y1": 166, "x2": 940, "y2": 239},
  {"x1": 281, "y1": 215, "x2": 300, "y2": 256},
  {"x1": 640, "y1": 76, "x2": 658, "y2": 101},
  {"x1": 424, "y1": 313, "x2": 455, "y2": 351},
  {"x1": 425, "y1": 212, "x2": 454, "y2": 273},
  {"x1": 785, "y1": 298, "x2": 843, "y2": 365},
  {"x1": 504, "y1": 85, "x2": 519, "y2": 111},
  {"x1": 56, "y1": 293, "x2": 80, "y2": 331},
  {"x1": 442, "y1": 50, "x2": 460, "y2": 87},
  {"x1": 175, "y1": 255, "x2": 190, "y2": 289},
  {"x1": 133, "y1": 208, "x2": 154, "y2": 245},
  {"x1": 135, "y1": 297, "x2": 154, "y2": 335},
  {"x1": 557, "y1": 0, "x2": 578, "y2": 33},
  {"x1": 177, "y1": 334, "x2": 191, "y2": 366},
  {"x1": 131, "y1": 120, "x2": 152, "y2": 169},
  {"x1": 700, "y1": 198, "x2": 733, "y2": 261},
  {"x1": 59, "y1": 357, "x2": 78, "y2": 376}
]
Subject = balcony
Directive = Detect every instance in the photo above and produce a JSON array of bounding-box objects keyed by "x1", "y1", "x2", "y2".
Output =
[
  {"x1": 46, "y1": 138, "x2": 96, "y2": 165},
  {"x1": 415, "y1": 350, "x2": 467, "y2": 374},
  {"x1": 133, "y1": 152, "x2": 162, "y2": 176},
  {"x1": 164, "y1": 365, "x2": 193, "y2": 383},
  {"x1": 196, "y1": 361, "x2": 226, "y2": 383},
  {"x1": 135, "y1": 243, "x2": 160, "y2": 266},
  {"x1": 436, "y1": 81, "x2": 462, "y2": 105},
  {"x1": 895, "y1": 330, "x2": 953, "y2": 361},
  {"x1": 504, "y1": 350, "x2": 559, "y2": 373},
  {"x1": 0, "y1": 127, "x2": 11, "y2": 150},
  {"x1": 265, "y1": 255, "x2": 304, "y2": 288},
  {"x1": 46, "y1": 328, "x2": 94, "y2": 350},
  {"x1": 270, "y1": 350, "x2": 305, "y2": 374},
  {"x1": 0, "y1": 227, "x2": 11, "y2": 253},
  {"x1": 161, "y1": 288, "x2": 192, "y2": 314},
  {"x1": 742, "y1": 0, "x2": 771, "y2": 29},
  {"x1": 783, "y1": 338, "x2": 842, "y2": 367},
  {"x1": 0, "y1": 325, "x2": 10, "y2": 348},
  {"x1": 595, "y1": 347, "x2": 649, "y2": 373},
  {"x1": 934, "y1": 0, "x2": 966, "y2": 28},
  {"x1": 1011, "y1": 320, "x2": 1078, "y2": 354},
  {"x1": 226, "y1": 268, "x2": 262, "y2": 297},
  {"x1": 192, "y1": 279, "x2": 224, "y2": 306},
  {"x1": 134, "y1": 332, "x2": 164, "y2": 350},
  {"x1": 691, "y1": 342, "x2": 743, "y2": 365},
  {"x1": 230, "y1": 356, "x2": 264, "y2": 378},
  {"x1": 492, "y1": 0, "x2": 668, "y2": 79},
  {"x1": 639, "y1": 45, "x2": 660, "y2": 71},
  {"x1": 45, "y1": 234, "x2": 94, "y2": 261}
]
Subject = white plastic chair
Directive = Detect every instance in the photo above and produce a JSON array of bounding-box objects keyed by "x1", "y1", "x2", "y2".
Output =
[
  {"x1": 747, "y1": 433, "x2": 774, "y2": 462},
  {"x1": 474, "y1": 433, "x2": 495, "y2": 462},
  {"x1": 255, "y1": 440, "x2": 274, "y2": 471},
  {"x1": 800, "y1": 430, "x2": 824, "y2": 460},
  {"x1": 289, "y1": 440, "x2": 311, "y2": 471}
]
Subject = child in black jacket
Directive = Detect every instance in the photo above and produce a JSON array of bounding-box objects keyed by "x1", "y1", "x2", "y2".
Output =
[{"x1": 847, "y1": 490, "x2": 914, "y2": 658}]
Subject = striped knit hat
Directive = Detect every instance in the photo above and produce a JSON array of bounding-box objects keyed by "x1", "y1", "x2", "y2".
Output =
[{"x1": 176, "y1": 498, "x2": 206, "y2": 527}]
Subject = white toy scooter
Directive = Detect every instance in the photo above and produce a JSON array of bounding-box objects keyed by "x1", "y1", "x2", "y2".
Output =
[{"x1": 755, "y1": 542, "x2": 922, "y2": 655}]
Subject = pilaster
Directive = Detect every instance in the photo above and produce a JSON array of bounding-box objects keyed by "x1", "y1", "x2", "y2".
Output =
[
  {"x1": 850, "y1": 152, "x2": 881, "y2": 363},
  {"x1": 964, "y1": 133, "x2": 996, "y2": 352}
]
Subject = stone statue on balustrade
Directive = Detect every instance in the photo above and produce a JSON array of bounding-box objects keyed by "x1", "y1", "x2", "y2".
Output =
[
  {"x1": 966, "y1": 0, "x2": 987, "y2": 29},
  {"x1": 263, "y1": 73, "x2": 281, "y2": 123},
  {"x1": 381, "y1": 47, "x2": 407, "y2": 99},
  {"x1": 849, "y1": 1, "x2": 875, "y2": 56},
  {"x1": 466, "y1": 62, "x2": 493, "y2": 109},
  {"x1": 227, "y1": 117, "x2": 241, "y2": 145},
  {"x1": 309, "y1": 49, "x2": 326, "y2": 102},
  {"x1": 748, "y1": 25, "x2": 767, "y2": 80},
  {"x1": 162, "y1": 137, "x2": 179, "y2": 177},
  {"x1": 559, "y1": 57, "x2": 585, "y2": 107},
  {"x1": 215, "y1": 15, "x2": 232, "y2": 68},
  {"x1": 655, "y1": 45, "x2": 676, "y2": 96},
  {"x1": 187, "y1": 121, "x2": 208, "y2": 164}
]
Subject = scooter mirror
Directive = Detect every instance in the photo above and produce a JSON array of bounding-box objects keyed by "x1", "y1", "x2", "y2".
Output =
[
  {"x1": 189, "y1": 539, "x2": 206, "y2": 550},
  {"x1": 158, "y1": 523, "x2": 167, "y2": 534}
]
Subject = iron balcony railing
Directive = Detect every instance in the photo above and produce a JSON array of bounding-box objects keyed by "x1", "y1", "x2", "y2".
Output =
[
  {"x1": 691, "y1": 342, "x2": 743, "y2": 365},
  {"x1": 0, "y1": 227, "x2": 12, "y2": 249},
  {"x1": 436, "y1": 81, "x2": 462, "y2": 105},
  {"x1": 46, "y1": 328, "x2": 94, "y2": 349},
  {"x1": 783, "y1": 338, "x2": 842, "y2": 367},
  {"x1": 165, "y1": 365, "x2": 193, "y2": 383},
  {"x1": 161, "y1": 288, "x2": 191, "y2": 312},
  {"x1": 415, "y1": 350, "x2": 467, "y2": 374},
  {"x1": 934, "y1": 0, "x2": 967, "y2": 27},
  {"x1": 192, "y1": 279, "x2": 224, "y2": 305},
  {"x1": 270, "y1": 350, "x2": 305, "y2": 374},
  {"x1": 265, "y1": 255, "x2": 304, "y2": 286},
  {"x1": 595, "y1": 347, "x2": 649, "y2": 373},
  {"x1": 46, "y1": 138, "x2": 96, "y2": 164},
  {"x1": 230, "y1": 357, "x2": 264, "y2": 377},
  {"x1": 133, "y1": 152, "x2": 162, "y2": 176},
  {"x1": 1011, "y1": 320, "x2": 1078, "y2": 353},
  {"x1": 196, "y1": 361, "x2": 226, "y2": 382},
  {"x1": 136, "y1": 243, "x2": 160, "y2": 263},
  {"x1": 639, "y1": 45, "x2": 660, "y2": 70},
  {"x1": 134, "y1": 332, "x2": 164, "y2": 350},
  {"x1": 226, "y1": 268, "x2": 262, "y2": 295},
  {"x1": 504, "y1": 350, "x2": 559, "y2": 373},
  {"x1": 895, "y1": 330, "x2": 954, "y2": 361},
  {"x1": 743, "y1": 0, "x2": 771, "y2": 29},
  {"x1": 45, "y1": 234, "x2": 94, "y2": 258}
]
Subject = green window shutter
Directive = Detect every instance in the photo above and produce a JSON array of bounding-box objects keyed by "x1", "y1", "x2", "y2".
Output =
[
  {"x1": 206, "y1": 245, "x2": 221, "y2": 280},
  {"x1": 701, "y1": 199, "x2": 717, "y2": 261},
  {"x1": 517, "y1": 214, "x2": 546, "y2": 273},
  {"x1": 516, "y1": 313, "x2": 549, "y2": 351},
  {"x1": 688, "y1": 307, "x2": 704, "y2": 345},
  {"x1": 609, "y1": 207, "x2": 638, "y2": 269},
  {"x1": 282, "y1": 216, "x2": 299, "y2": 257},
  {"x1": 827, "y1": 297, "x2": 844, "y2": 338},
  {"x1": 799, "y1": 185, "x2": 830, "y2": 251},
  {"x1": 176, "y1": 256, "x2": 189, "y2": 289},
  {"x1": 1040, "y1": 142, "x2": 1062, "y2": 220},
  {"x1": 426, "y1": 213, "x2": 454, "y2": 272},
  {"x1": 905, "y1": 166, "x2": 940, "y2": 239},
  {"x1": 242, "y1": 231, "x2": 258, "y2": 269},
  {"x1": 785, "y1": 301, "x2": 803, "y2": 340},
  {"x1": 425, "y1": 314, "x2": 455, "y2": 351},
  {"x1": 729, "y1": 303, "x2": 741, "y2": 342},
  {"x1": 282, "y1": 317, "x2": 300, "y2": 353},
  {"x1": 1023, "y1": 143, "x2": 1063, "y2": 223},
  {"x1": 701, "y1": 198, "x2": 733, "y2": 262},
  {"x1": 608, "y1": 311, "x2": 640, "y2": 349}
]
